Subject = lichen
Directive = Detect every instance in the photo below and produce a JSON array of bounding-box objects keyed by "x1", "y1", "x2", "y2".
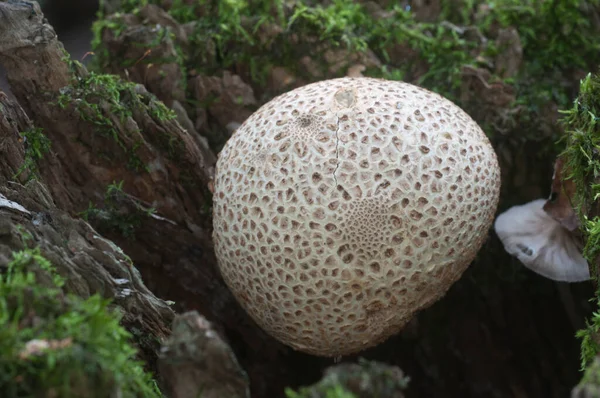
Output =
[{"x1": 0, "y1": 243, "x2": 162, "y2": 397}]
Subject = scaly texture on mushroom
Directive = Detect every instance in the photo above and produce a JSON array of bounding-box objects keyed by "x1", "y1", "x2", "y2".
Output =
[{"x1": 212, "y1": 77, "x2": 501, "y2": 356}]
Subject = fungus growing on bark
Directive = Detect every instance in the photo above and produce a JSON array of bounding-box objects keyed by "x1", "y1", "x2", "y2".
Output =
[
  {"x1": 494, "y1": 158, "x2": 590, "y2": 282},
  {"x1": 212, "y1": 77, "x2": 501, "y2": 356}
]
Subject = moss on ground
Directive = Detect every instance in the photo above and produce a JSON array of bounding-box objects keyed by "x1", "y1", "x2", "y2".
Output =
[
  {"x1": 91, "y1": 0, "x2": 600, "y2": 140},
  {"x1": 86, "y1": 0, "x2": 600, "y2": 392},
  {"x1": 0, "y1": 242, "x2": 161, "y2": 397}
]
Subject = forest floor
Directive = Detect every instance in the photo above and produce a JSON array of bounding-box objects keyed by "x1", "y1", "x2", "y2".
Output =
[{"x1": 2, "y1": 1, "x2": 600, "y2": 397}]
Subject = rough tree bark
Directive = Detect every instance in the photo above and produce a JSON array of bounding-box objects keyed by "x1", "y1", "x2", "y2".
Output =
[
  {"x1": 0, "y1": 2, "x2": 328, "y2": 396},
  {"x1": 158, "y1": 311, "x2": 251, "y2": 398},
  {"x1": 0, "y1": 90, "x2": 251, "y2": 392},
  {"x1": 0, "y1": 1, "x2": 597, "y2": 398},
  {"x1": 0, "y1": 85, "x2": 174, "y2": 374}
]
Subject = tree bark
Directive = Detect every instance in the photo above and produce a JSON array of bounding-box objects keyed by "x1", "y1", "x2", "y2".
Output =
[
  {"x1": 0, "y1": 88, "x2": 174, "y2": 373},
  {"x1": 0, "y1": 2, "x2": 328, "y2": 396},
  {"x1": 0, "y1": 1, "x2": 597, "y2": 398},
  {"x1": 157, "y1": 310, "x2": 251, "y2": 398}
]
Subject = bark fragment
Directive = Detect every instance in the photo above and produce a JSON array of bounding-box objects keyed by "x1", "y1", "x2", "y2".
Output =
[
  {"x1": 158, "y1": 311, "x2": 251, "y2": 398},
  {"x1": 96, "y1": 5, "x2": 187, "y2": 107},
  {"x1": 0, "y1": 89, "x2": 174, "y2": 369},
  {"x1": 289, "y1": 359, "x2": 409, "y2": 398}
]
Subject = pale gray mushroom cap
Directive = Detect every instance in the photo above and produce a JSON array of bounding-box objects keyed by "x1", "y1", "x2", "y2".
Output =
[{"x1": 212, "y1": 77, "x2": 501, "y2": 357}]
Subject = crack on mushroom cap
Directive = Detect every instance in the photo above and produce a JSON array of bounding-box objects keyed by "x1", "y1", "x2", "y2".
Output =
[
  {"x1": 212, "y1": 77, "x2": 501, "y2": 357},
  {"x1": 332, "y1": 87, "x2": 356, "y2": 185},
  {"x1": 333, "y1": 113, "x2": 341, "y2": 186}
]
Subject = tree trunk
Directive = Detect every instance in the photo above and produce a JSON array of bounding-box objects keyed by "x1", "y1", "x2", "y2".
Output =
[
  {"x1": 0, "y1": 89, "x2": 174, "y2": 374},
  {"x1": 0, "y1": 1, "x2": 597, "y2": 397},
  {"x1": 0, "y1": 2, "x2": 327, "y2": 396}
]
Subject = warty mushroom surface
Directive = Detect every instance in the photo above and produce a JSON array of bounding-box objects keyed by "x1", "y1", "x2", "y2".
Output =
[{"x1": 212, "y1": 77, "x2": 501, "y2": 356}]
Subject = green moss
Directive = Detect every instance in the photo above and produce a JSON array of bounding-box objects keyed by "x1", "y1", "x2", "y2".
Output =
[
  {"x1": 59, "y1": 68, "x2": 182, "y2": 166},
  {"x1": 90, "y1": 15, "x2": 129, "y2": 70},
  {"x1": 96, "y1": 0, "x2": 149, "y2": 17},
  {"x1": 284, "y1": 359, "x2": 409, "y2": 398},
  {"x1": 285, "y1": 384, "x2": 357, "y2": 398},
  {"x1": 79, "y1": 180, "x2": 157, "y2": 239},
  {"x1": 557, "y1": 71, "x2": 600, "y2": 371},
  {"x1": 193, "y1": 0, "x2": 595, "y2": 94},
  {"x1": 91, "y1": 2, "x2": 189, "y2": 97},
  {"x1": 91, "y1": 0, "x2": 600, "y2": 144},
  {"x1": 444, "y1": 0, "x2": 600, "y2": 134},
  {"x1": 368, "y1": 10, "x2": 477, "y2": 98},
  {"x1": 13, "y1": 127, "x2": 52, "y2": 182},
  {"x1": 165, "y1": 0, "x2": 210, "y2": 22},
  {"x1": 140, "y1": 0, "x2": 471, "y2": 98},
  {"x1": 180, "y1": 0, "x2": 280, "y2": 86},
  {"x1": 287, "y1": 1, "x2": 370, "y2": 52},
  {"x1": 83, "y1": 1, "x2": 594, "y2": 163},
  {"x1": 576, "y1": 303, "x2": 600, "y2": 370},
  {"x1": 560, "y1": 73, "x2": 600, "y2": 263},
  {"x1": 57, "y1": 72, "x2": 143, "y2": 170},
  {"x1": 499, "y1": 0, "x2": 597, "y2": 72},
  {"x1": 94, "y1": 19, "x2": 185, "y2": 76},
  {"x1": 0, "y1": 245, "x2": 162, "y2": 397},
  {"x1": 575, "y1": 353, "x2": 600, "y2": 393},
  {"x1": 56, "y1": 71, "x2": 177, "y2": 172},
  {"x1": 438, "y1": 0, "x2": 600, "y2": 76}
]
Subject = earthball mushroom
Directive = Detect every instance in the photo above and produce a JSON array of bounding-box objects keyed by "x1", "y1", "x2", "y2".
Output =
[{"x1": 212, "y1": 77, "x2": 501, "y2": 356}]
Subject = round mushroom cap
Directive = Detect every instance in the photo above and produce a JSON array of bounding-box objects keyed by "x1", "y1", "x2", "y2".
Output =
[{"x1": 212, "y1": 77, "x2": 501, "y2": 357}]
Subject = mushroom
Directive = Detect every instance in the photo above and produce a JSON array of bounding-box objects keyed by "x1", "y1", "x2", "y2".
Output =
[
  {"x1": 494, "y1": 157, "x2": 590, "y2": 282},
  {"x1": 212, "y1": 77, "x2": 501, "y2": 356}
]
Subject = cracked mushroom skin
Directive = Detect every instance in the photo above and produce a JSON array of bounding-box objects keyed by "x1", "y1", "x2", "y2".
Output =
[{"x1": 212, "y1": 77, "x2": 501, "y2": 357}]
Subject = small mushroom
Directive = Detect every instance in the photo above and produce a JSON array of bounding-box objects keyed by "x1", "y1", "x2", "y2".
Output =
[
  {"x1": 494, "y1": 157, "x2": 590, "y2": 282},
  {"x1": 212, "y1": 77, "x2": 501, "y2": 356}
]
